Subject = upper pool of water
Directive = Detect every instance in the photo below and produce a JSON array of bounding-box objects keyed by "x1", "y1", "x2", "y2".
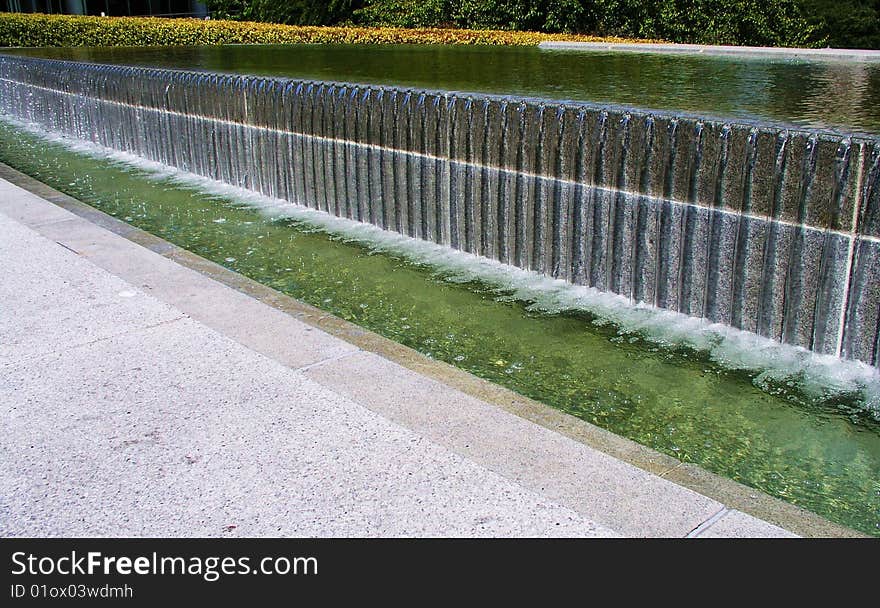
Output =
[{"x1": 5, "y1": 44, "x2": 880, "y2": 135}]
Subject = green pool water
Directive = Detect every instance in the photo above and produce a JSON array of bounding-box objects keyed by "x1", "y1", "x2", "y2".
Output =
[
  {"x1": 6, "y1": 44, "x2": 880, "y2": 134},
  {"x1": 1, "y1": 121, "x2": 879, "y2": 535}
]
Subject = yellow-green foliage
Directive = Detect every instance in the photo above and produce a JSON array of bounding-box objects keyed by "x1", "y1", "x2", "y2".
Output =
[{"x1": 0, "y1": 12, "x2": 653, "y2": 47}]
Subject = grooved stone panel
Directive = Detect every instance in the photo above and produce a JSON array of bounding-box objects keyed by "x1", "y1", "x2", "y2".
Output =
[{"x1": 1, "y1": 54, "x2": 878, "y2": 366}]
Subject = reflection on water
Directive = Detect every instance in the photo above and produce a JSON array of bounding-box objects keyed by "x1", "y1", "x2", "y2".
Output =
[{"x1": 7, "y1": 44, "x2": 880, "y2": 134}]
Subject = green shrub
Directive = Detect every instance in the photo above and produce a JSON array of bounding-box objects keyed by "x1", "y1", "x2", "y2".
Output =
[
  {"x1": 352, "y1": 0, "x2": 450, "y2": 28},
  {"x1": 798, "y1": 0, "x2": 880, "y2": 49},
  {"x1": 242, "y1": 0, "x2": 362, "y2": 26},
  {"x1": 645, "y1": 0, "x2": 819, "y2": 47},
  {"x1": 0, "y1": 12, "x2": 646, "y2": 48}
]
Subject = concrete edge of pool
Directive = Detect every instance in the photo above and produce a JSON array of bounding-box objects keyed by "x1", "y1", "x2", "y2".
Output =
[
  {"x1": 0, "y1": 161, "x2": 864, "y2": 538},
  {"x1": 539, "y1": 41, "x2": 880, "y2": 62}
]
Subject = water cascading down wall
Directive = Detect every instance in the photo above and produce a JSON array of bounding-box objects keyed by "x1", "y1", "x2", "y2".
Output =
[{"x1": 2, "y1": 54, "x2": 880, "y2": 366}]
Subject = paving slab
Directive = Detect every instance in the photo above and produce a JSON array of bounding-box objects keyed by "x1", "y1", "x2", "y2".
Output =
[
  {"x1": 16, "y1": 214, "x2": 359, "y2": 371},
  {"x1": 2, "y1": 319, "x2": 615, "y2": 537},
  {"x1": 0, "y1": 214, "x2": 183, "y2": 364},
  {"x1": 695, "y1": 510, "x2": 798, "y2": 539},
  {"x1": 663, "y1": 463, "x2": 852, "y2": 537},
  {"x1": 0, "y1": 180, "x2": 73, "y2": 226},
  {"x1": 146, "y1": 278, "x2": 359, "y2": 371},
  {"x1": 304, "y1": 350, "x2": 724, "y2": 537}
]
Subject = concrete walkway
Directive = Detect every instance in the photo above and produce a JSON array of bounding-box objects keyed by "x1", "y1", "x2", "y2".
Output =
[{"x1": 0, "y1": 176, "x2": 800, "y2": 537}]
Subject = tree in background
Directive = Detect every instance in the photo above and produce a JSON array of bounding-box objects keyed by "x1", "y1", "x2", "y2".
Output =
[
  {"x1": 246, "y1": 0, "x2": 363, "y2": 26},
  {"x1": 204, "y1": 0, "x2": 364, "y2": 24},
  {"x1": 202, "y1": 0, "x2": 880, "y2": 48},
  {"x1": 203, "y1": 0, "x2": 253, "y2": 21},
  {"x1": 636, "y1": 0, "x2": 817, "y2": 47},
  {"x1": 799, "y1": 0, "x2": 880, "y2": 48}
]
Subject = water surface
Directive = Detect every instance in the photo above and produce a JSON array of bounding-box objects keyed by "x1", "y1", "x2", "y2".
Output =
[{"x1": 5, "y1": 44, "x2": 880, "y2": 134}]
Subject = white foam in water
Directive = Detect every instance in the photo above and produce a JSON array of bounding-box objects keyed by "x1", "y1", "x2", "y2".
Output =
[{"x1": 4, "y1": 115, "x2": 879, "y2": 418}]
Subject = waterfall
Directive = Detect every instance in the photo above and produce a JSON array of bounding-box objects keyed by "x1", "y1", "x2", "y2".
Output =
[{"x1": 2, "y1": 54, "x2": 879, "y2": 367}]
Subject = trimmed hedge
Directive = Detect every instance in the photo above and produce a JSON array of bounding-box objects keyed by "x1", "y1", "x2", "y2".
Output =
[{"x1": 0, "y1": 13, "x2": 650, "y2": 47}]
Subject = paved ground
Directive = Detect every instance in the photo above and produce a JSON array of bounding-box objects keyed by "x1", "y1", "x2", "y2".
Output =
[{"x1": 0, "y1": 176, "x2": 798, "y2": 537}]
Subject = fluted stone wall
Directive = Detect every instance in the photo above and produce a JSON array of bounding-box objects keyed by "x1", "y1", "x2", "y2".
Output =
[{"x1": 2, "y1": 55, "x2": 879, "y2": 365}]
